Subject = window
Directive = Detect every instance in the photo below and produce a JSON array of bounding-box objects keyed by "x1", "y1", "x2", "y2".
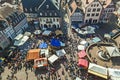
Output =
[
  {"x1": 25, "y1": 8, "x2": 27, "y2": 12},
  {"x1": 87, "y1": 8, "x2": 91, "y2": 12},
  {"x1": 50, "y1": 19, "x2": 52, "y2": 22},
  {"x1": 96, "y1": 13, "x2": 99, "y2": 16},
  {"x1": 93, "y1": 9, "x2": 96, "y2": 12},
  {"x1": 45, "y1": 13, "x2": 47, "y2": 16},
  {"x1": 41, "y1": 24, "x2": 43, "y2": 27},
  {"x1": 97, "y1": 8, "x2": 100, "y2": 12},
  {"x1": 93, "y1": 19, "x2": 97, "y2": 23},
  {"x1": 92, "y1": 13, "x2": 95, "y2": 16},
  {"x1": 97, "y1": 4, "x2": 99, "y2": 7},
  {"x1": 86, "y1": 20, "x2": 88, "y2": 23},
  {"x1": 87, "y1": 14, "x2": 90, "y2": 17},
  {"x1": 94, "y1": 4, "x2": 96, "y2": 7},
  {"x1": 91, "y1": 4, "x2": 93, "y2": 7},
  {"x1": 53, "y1": 18, "x2": 55, "y2": 21},
  {"x1": 57, "y1": 19, "x2": 59, "y2": 22}
]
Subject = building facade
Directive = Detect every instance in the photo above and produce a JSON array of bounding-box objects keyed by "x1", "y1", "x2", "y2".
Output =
[
  {"x1": 0, "y1": 30, "x2": 10, "y2": 50},
  {"x1": 22, "y1": 0, "x2": 61, "y2": 30},
  {"x1": 65, "y1": 0, "x2": 115, "y2": 24},
  {"x1": 0, "y1": 3, "x2": 28, "y2": 40},
  {"x1": 83, "y1": 0, "x2": 103, "y2": 24},
  {"x1": 100, "y1": 1, "x2": 115, "y2": 23}
]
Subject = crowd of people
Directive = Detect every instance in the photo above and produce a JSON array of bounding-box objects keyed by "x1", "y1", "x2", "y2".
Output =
[{"x1": 0, "y1": 27, "x2": 107, "y2": 80}]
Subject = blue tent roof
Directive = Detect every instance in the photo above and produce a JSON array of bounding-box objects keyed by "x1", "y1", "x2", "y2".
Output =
[
  {"x1": 39, "y1": 42, "x2": 48, "y2": 49},
  {"x1": 51, "y1": 38, "x2": 61, "y2": 47},
  {"x1": 0, "y1": 59, "x2": 3, "y2": 63}
]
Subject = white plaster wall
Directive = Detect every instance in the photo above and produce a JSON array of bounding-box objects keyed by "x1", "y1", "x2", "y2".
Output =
[{"x1": 84, "y1": 1, "x2": 103, "y2": 23}]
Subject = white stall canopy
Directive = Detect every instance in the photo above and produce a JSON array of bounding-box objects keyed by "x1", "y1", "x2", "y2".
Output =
[
  {"x1": 48, "y1": 55, "x2": 58, "y2": 64},
  {"x1": 40, "y1": 49, "x2": 49, "y2": 57},
  {"x1": 14, "y1": 36, "x2": 29, "y2": 46},
  {"x1": 56, "y1": 49, "x2": 66, "y2": 57},
  {"x1": 88, "y1": 63, "x2": 108, "y2": 79},
  {"x1": 105, "y1": 46, "x2": 120, "y2": 57},
  {"x1": 108, "y1": 68, "x2": 120, "y2": 80},
  {"x1": 14, "y1": 34, "x2": 23, "y2": 40}
]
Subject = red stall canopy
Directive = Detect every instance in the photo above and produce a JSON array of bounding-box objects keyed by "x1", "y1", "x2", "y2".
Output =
[
  {"x1": 78, "y1": 59, "x2": 88, "y2": 68},
  {"x1": 78, "y1": 50, "x2": 87, "y2": 58}
]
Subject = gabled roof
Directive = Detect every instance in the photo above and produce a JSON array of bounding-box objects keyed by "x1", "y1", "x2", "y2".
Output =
[
  {"x1": 21, "y1": 0, "x2": 44, "y2": 13},
  {"x1": 37, "y1": 0, "x2": 60, "y2": 17},
  {"x1": 0, "y1": 5, "x2": 16, "y2": 19}
]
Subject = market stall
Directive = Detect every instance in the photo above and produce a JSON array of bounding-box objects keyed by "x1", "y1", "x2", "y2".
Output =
[
  {"x1": 27, "y1": 49, "x2": 40, "y2": 61},
  {"x1": 105, "y1": 46, "x2": 120, "y2": 57},
  {"x1": 88, "y1": 63, "x2": 108, "y2": 79},
  {"x1": 39, "y1": 42, "x2": 48, "y2": 49},
  {"x1": 92, "y1": 37, "x2": 101, "y2": 43},
  {"x1": 78, "y1": 50, "x2": 87, "y2": 58},
  {"x1": 14, "y1": 34, "x2": 23, "y2": 40},
  {"x1": 51, "y1": 38, "x2": 61, "y2": 47},
  {"x1": 56, "y1": 49, "x2": 66, "y2": 57},
  {"x1": 40, "y1": 49, "x2": 49, "y2": 57},
  {"x1": 108, "y1": 68, "x2": 120, "y2": 80},
  {"x1": 78, "y1": 59, "x2": 88, "y2": 69},
  {"x1": 48, "y1": 54, "x2": 59, "y2": 64},
  {"x1": 55, "y1": 30, "x2": 63, "y2": 36},
  {"x1": 34, "y1": 58, "x2": 48, "y2": 68},
  {"x1": 80, "y1": 40, "x2": 88, "y2": 47},
  {"x1": 14, "y1": 36, "x2": 29, "y2": 46},
  {"x1": 42, "y1": 30, "x2": 51, "y2": 36},
  {"x1": 77, "y1": 45, "x2": 85, "y2": 50},
  {"x1": 24, "y1": 32, "x2": 31, "y2": 37}
]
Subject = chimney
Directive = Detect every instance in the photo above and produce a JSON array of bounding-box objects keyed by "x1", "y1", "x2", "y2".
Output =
[{"x1": 86, "y1": 0, "x2": 89, "y2": 4}]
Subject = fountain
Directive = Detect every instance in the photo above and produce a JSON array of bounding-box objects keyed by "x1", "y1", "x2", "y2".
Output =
[{"x1": 98, "y1": 50, "x2": 110, "y2": 61}]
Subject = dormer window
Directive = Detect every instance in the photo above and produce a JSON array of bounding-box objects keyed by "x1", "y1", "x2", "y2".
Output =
[
  {"x1": 45, "y1": 13, "x2": 47, "y2": 16},
  {"x1": 30, "y1": 8, "x2": 32, "y2": 11},
  {"x1": 50, "y1": 13, "x2": 52, "y2": 16},
  {"x1": 40, "y1": 13, "x2": 42, "y2": 16},
  {"x1": 46, "y1": 5, "x2": 49, "y2": 9},
  {"x1": 35, "y1": 7, "x2": 37, "y2": 11},
  {"x1": 55, "y1": 13, "x2": 57, "y2": 16},
  {"x1": 25, "y1": 8, "x2": 27, "y2": 12}
]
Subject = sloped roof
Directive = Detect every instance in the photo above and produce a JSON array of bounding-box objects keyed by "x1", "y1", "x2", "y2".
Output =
[
  {"x1": 37, "y1": 0, "x2": 60, "y2": 17},
  {"x1": 21, "y1": 0, "x2": 44, "y2": 13},
  {"x1": 105, "y1": 46, "x2": 120, "y2": 57},
  {"x1": 0, "y1": 5, "x2": 15, "y2": 19}
]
